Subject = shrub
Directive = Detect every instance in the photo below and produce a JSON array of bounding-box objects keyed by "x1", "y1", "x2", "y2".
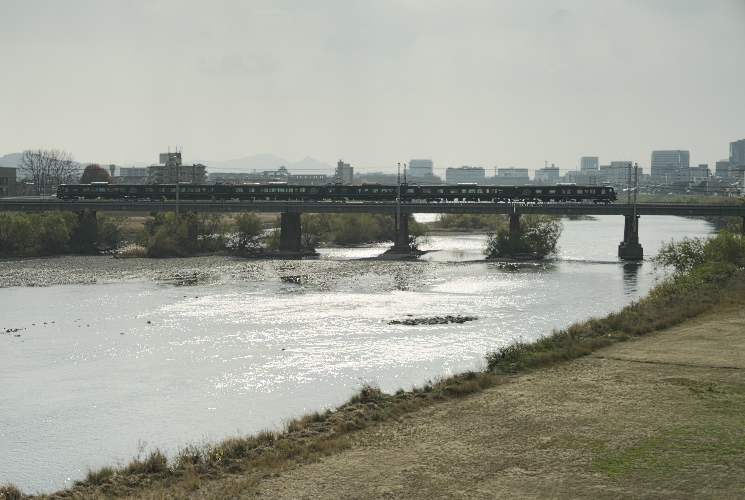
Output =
[
  {"x1": 485, "y1": 215, "x2": 562, "y2": 258},
  {"x1": 96, "y1": 214, "x2": 127, "y2": 250},
  {"x1": 0, "y1": 484, "x2": 23, "y2": 500},
  {"x1": 77, "y1": 466, "x2": 116, "y2": 486},
  {"x1": 234, "y1": 211, "x2": 264, "y2": 251}
]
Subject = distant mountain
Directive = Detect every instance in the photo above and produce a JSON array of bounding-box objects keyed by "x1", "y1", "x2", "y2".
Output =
[
  {"x1": 288, "y1": 156, "x2": 335, "y2": 175},
  {"x1": 1, "y1": 151, "x2": 335, "y2": 176},
  {"x1": 200, "y1": 154, "x2": 334, "y2": 175},
  {"x1": 0, "y1": 153, "x2": 23, "y2": 167}
]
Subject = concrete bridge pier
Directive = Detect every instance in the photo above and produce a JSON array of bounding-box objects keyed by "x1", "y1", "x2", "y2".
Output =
[
  {"x1": 509, "y1": 213, "x2": 521, "y2": 235},
  {"x1": 507, "y1": 213, "x2": 522, "y2": 250},
  {"x1": 278, "y1": 212, "x2": 303, "y2": 252},
  {"x1": 618, "y1": 214, "x2": 643, "y2": 260},
  {"x1": 391, "y1": 212, "x2": 410, "y2": 251}
]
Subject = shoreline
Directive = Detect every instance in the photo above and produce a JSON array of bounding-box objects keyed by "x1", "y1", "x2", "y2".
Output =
[
  {"x1": 256, "y1": 303, "x2": 745, "y2": 499},
  {"x1": 7, "y1": 268, "x2": 744, "y2": 499}
]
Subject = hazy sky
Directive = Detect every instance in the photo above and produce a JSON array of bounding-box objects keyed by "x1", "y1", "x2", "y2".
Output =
[{"x1": 1, "y1": 0, "x2": 744, "y2": 174}]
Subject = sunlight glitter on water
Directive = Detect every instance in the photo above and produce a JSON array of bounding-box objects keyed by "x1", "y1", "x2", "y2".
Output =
[{"x1": 0, "y1": 215, "x2": 718, "y2": 493}]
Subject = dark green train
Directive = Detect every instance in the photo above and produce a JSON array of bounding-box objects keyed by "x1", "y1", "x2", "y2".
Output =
[{"x1": 57, "y1": 182, "x2": 616, "y2": 204}]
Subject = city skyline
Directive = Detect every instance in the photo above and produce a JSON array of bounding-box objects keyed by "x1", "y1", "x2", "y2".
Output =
[{"x1": 1, "y1": 1, "x2": 744, "y2": 172}]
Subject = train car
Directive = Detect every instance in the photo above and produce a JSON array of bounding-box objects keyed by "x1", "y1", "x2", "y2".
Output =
[
  {"x1": 230, "y1": 183, "x2": 326, "y2": 201},
  {"x1": 57, "y1": 182, "x2": 616, "y2": 204},
  {"x1": 504, "y1": 185, "x2": 616, "y2": 204},
  {"x1": 57, "y1": 183, "x2": 235, "y2": 200},
  {"x1": 57, "y1": 183, "x2": 142, "y2": 200}
]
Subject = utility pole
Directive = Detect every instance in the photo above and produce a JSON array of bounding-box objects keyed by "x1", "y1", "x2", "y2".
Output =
[
  {"x1": 174, "y1": 148, "x2": 182, "y2": 214},
  {"x1": 633, "y1": 163, "x2": 638, "y2": 235},
  {"x1": 396, "y1": 163, "x2": 401, "y2": 232}
]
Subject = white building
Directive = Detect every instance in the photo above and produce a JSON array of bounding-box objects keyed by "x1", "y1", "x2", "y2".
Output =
[
  {"x1": 408, "y1": 159, "x2": 434, "y2": 177},
  {"x1": 580, "y1": 156, "x2": 599, "y2": 172},
  {"x1": 534, "y1": 164, "x2": 560, "y2": 184},
  {"x1": 445, "y1": 166, "x2": 485, "y2": 184},
  {"x1": 599, "y1": 161, "x2": 633, "y2": 185},
  {"x1": 491, "y1": 167, "x2": 530, "y2": 185},
  {"x1": 651, "y1": 150, "x2": 690, "y2": 178}
]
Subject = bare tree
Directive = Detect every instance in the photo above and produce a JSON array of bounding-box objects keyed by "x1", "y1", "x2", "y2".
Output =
[{"x1": 17, "y1": 148, "x2": 78, "y2": 195}]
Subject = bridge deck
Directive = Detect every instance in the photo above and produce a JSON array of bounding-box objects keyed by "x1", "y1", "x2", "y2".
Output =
[{"x1": 1, "y1": 199, "x2": 743, "y2": 217}]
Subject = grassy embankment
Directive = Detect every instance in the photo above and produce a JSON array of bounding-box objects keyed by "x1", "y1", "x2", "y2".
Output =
[
  {"x1": 632, "y1": 193, "x2": 741, "y2": 204},
  {"x1": 2, "y1": 231, "x2": 744, "y2": 499}
]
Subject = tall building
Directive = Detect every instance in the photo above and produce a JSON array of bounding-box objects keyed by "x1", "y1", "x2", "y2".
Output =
[
  {"x1": 494, "y1": 167, "x2": 530, "y2": 184},
  {"x1": 445, "y1": 166, "x2": 485, "y2": 184},
  {"x1": 599, "y1": 161, "x2": 633, "y2": 185},
  {"x1": 715, "y1": 160, "x2": 732, "y2": 177},
  {"x1": 651, "y1": 150, "x2": 690, "y2": 178},
  {"x1": 334, "y1": 160, "x2": 354, "y2": 184},
  {"x1": 534, "y1": 163, "x2": 560, "y2": 184},
  {"x1": 730, "y1": 139, "x2": 745, "y2": 166},
  {"x1": 0, "y1": 167, "x2": 17, "y2": 197},
  {"x1": 408, "y1": 159, "x2": 433, "y2": 177},
  {"x1": 147, "y1": 151, "x2": 206, "y2": 184},
  {"x1": 580, "y1": 157, "x2": 599, "y2": 172}
]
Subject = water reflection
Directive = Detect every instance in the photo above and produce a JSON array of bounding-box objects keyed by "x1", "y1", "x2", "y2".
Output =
[
  {"x1": 622, "y1": 262, "x2": 643, "y2": 296},
  {"x1": 490, "y1": 262, "x2": 548, "y2": 273}
]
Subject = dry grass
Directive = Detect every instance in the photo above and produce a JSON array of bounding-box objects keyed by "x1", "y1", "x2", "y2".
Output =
[
  {"x1": 14, "y1": 373, "x2": 503, "y2": 499},
  {"x1": 486, "y1": 268, "x2": 745, "y2": 374},
  {"x1": 0, "y1": 484, "x2": 23, "y2": 500}
]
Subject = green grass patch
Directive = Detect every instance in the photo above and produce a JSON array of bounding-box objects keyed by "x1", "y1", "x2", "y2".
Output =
[{"x1": 594, "y1": 378, "x2": 745, "y2": 479}]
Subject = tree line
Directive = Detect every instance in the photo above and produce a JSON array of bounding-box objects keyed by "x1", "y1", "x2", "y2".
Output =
[
  {"x1": 132, "y1": 212, "x2": 428, "y2": 257},
  {"x1": 0, "y1": 211, "x2": 431, "y2": 258},
  {"x1": 0, "y1": 211, "x2": 124, "y2": 257},
  {"x1": 15, "y1": 148, "x2": 115, "y2": 195},
  {"x1": 0, "y1": 210, "x2": 565, "y2": 259}
]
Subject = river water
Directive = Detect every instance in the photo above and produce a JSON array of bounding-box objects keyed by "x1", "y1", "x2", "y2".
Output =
[{"x1": 0, "y1": 215, "x2": 713, "y2": 493}]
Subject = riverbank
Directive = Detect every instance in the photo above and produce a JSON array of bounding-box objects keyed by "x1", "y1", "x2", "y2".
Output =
[
  {"x1": 0, "y1": 219, "x2": 726, "y2": 496},
  {"x1": 252, "y1": 303, "x2": 745, "y2": 499},
  {"x1": 7, "y1": 280, "x2": 742, "y2": 499},
  {"x1": 9, "y1": 294, "x2": 740, "y2": 500}
]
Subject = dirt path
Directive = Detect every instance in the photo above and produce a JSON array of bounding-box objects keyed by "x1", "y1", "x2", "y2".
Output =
[{"x1": 252, "y1": 308, "x2": 745, "y2": 499}]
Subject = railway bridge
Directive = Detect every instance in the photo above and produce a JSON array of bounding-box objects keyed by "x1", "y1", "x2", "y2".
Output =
[{"x1": 1, "y1": 198, "x2": 744, "y2": 260}]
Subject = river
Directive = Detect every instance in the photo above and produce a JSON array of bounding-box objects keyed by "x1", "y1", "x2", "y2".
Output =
[{"x1": 0, "y1": 214, "x2": 713, "y2": 493}]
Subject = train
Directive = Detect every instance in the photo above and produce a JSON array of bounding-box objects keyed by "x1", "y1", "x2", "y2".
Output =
[{"x1": 56, "y1": 182, "x2": 617, "y2": 204}]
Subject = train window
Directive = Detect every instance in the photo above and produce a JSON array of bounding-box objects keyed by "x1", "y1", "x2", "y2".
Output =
[
  {"x1": 549, "y1": 189, "x2": 556, "y2": 195},
  {"x1": 535, "y1": 189, "x2": 543, "y2": 194}
]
